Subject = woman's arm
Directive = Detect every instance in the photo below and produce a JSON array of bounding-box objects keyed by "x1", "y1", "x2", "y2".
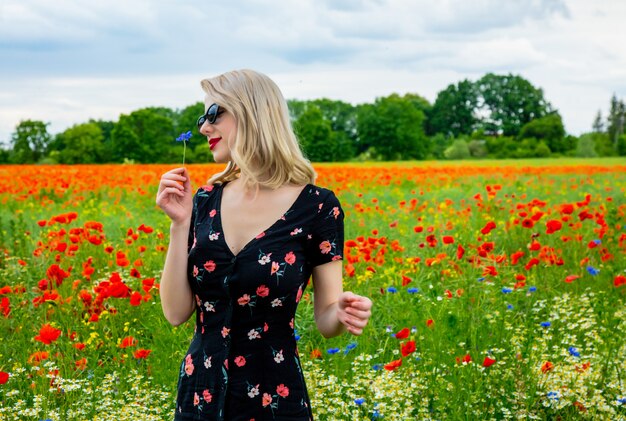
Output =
[
  {"x1": 312, "y1": 260, "x2": 372, "y2": 338},
  {"x1": 156, "y1": 167, "x2": 195, "y2": 326}
]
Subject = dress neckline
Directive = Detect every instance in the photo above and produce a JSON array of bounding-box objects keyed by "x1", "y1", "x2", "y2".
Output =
[{"x1": 216, "y1": 182, "x2": 312, "y2": 258}]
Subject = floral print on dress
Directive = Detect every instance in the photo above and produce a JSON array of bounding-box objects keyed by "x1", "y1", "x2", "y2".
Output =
[{"x1": 176, "y1": 184, "x2": 343, "y2": 421}]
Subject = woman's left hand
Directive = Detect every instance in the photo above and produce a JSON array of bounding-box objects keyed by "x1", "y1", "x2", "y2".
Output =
[{"x1": 337, "y1": 292, "x2": 373, "y2": 336}]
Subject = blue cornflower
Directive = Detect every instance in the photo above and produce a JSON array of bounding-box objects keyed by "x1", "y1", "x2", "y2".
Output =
[
  {"x1": 344, "y1": 343, "x2": 357, "y2": 354},
  {"x1": 568, "y1": 346, "x2": 580, "y2": 357},
  {"x1": 327, "y1": 347, "x2": 340, "y2": 355},
  {"x1": 593, "y1": 239, "x2": 601, "y2": 245},
  {"x1": 586, "y1": 266, "x2": 600, "y2": 276},
  {"x1": 372, "y1": 364, "x2": 382, "y2": 371},
  {"x1": 371, "y1": 408, "x2": 382, "y2": 419},
  {"x1": 477, "y1": 277, "x2": 485, "y2": 282},
  {"x1": 501, "y1": 287, "x2": 513, "y2": 294},
  {"x1": 354, "y1": 398, "x2": 365, "y2": 405},
  {"x1": 387, "y1": 286, "x2": 398, "y2": 293},
  {"x1": 175, "y1": 131, "x2": 192, "y2": 166},
  {"x1": 528, "y1": 286, "x2": 537, "y2": 293},
  {"x1": 506, "y1": 304, "x2": 514, "y2": 310},
  {"x1": 176, "y1": 131, "x2": 192, "y2": 142},
  {"x1": 540, "y1": 321, "x2": 551, "y2": 328},
  {"x1": 617, "y1": 397, "x2": 626, "y2": 405},
  {"x1": 407, "y1": 287, "x2": 419, "y2": 294},
  {"x1": 547, "y1": 391, "x2": 560, "y2": 401}
]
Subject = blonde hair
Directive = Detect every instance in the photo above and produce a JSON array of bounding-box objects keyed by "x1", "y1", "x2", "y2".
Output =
[{"x1": 200, "y1": 69, "x2": 316, "y2": 189}]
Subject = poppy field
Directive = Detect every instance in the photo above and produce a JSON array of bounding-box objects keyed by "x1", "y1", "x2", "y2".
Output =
[{"x1": 0, "y1": 159, "x2": 625, "y2": 420}]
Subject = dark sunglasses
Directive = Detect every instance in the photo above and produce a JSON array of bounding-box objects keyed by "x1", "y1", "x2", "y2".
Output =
[{"x1": 197, "y1": 103, "x2": 224, "y2": 129}]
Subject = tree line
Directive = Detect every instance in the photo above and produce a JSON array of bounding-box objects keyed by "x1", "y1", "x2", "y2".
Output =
[{"x1": 1, "y1": 72, "x2": 625, "y2": 164}]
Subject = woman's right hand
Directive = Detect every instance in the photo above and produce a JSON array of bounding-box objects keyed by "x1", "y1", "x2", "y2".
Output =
[{"x1": 156, "y1": 167, "x2": 193, "y2": 224}]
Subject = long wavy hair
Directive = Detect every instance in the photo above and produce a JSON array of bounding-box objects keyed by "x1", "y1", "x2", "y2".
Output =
[{"x1": 200, "y1": 69, "x2": 316, "y2": 189}]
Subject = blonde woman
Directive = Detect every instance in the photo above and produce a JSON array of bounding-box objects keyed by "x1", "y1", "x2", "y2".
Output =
[{"x1": 156, "y1": 69, "x2": 372, "y2": 420}]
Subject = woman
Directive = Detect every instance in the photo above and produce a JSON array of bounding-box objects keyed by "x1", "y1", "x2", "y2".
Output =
[{"x1": 156, "y1": 69, "x2": 372, "y2": 420}]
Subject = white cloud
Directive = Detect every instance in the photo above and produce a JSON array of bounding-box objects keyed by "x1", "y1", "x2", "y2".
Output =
[{"x1": 1, "y1": 0, "x2": 626, "y2": 144}]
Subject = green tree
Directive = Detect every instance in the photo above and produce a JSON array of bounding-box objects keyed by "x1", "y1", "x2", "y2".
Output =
[
  {"x1": 357, "y1": 94, "x2": 429, "y2": 160},
  {"x1": 55, "y1": 123, "x2": 105, "y2": 164},
  {"x1": 294, "y1": 106, "x2": 335, "y2": 162},
  {"x1": 110, "y1": 109, "x2": 175, "y2": 163},
  {"x1": 444, "y1": 138, "x2": 470, "y2": 160},
  {"x1": 592, "y1": 110, "x2": 604, "y2": 133},
  {"x1": 429, "y1": 80, "x2": 478, "y2": 137},
  {"x1": 607, "y1": 94, "x2": 625, "y2": 152},
  {"x1": 518, "y1": 113, "x2": 567, "y2": 153},
  {"x1": 575, "y1": 134, "x2": 598, "y2": 158},
  {"x1": 476, "y1": 73, "x2": 551, "y2": 136},
  {"x1": 9, "y1": 120, "x2": 51, "y2": 164}
]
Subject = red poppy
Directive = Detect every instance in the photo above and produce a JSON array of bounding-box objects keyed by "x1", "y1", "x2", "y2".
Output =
[
  {"x1": 395, "y1": 328, "x2": 410, "y2": 339},
  {"x1": 133, "y1": 349, "x2": 151, "y2": 359},
  {"x1": 401, "y1": 275, "x2": 412, "y2": 286},
  {"x1": 0, "y1": 371, "x2": 8, "y2": 384},
  {"x1": 482, "y1": 356, "x2": 496, "y2": 368},
  {"x1": 426, "y1": 319, "x2": 434, "y2": 328},
  {"x1": 481, "y1": 221, "x2": 496, "y2": 235},
  {"x1": 34, "y1": 324, "x2": 62, "y2": 345},
  {"x1": 564, "y1": 275, "x2": 580, "y2": 283},
  {"x1": 401, "y1": 340, "x2": 416, "y2": 357},
  {"x1": 541, "y1": 361, "x2": 554, "y2": 373},
  {"x1": 384, "y1": 358, "x2": 402, "y2": 371},
  {"x1": 614, "y1": 274, "x2": 626, "y2": 288},
  {"x1": 120, "y1": 336, "x2": 137, "y2": 348},
  {"x1": 546, "y1": 219, "x2": 562, "y2": 234}
]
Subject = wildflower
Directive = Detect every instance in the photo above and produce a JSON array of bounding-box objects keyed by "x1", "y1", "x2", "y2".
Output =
[
  {"x1": 133, "y1": 349, "x2": 151, "y2": 359},
  {"x1": 344, "y1": 343, "x2": 357, "y2": 354},
  {"x1": 176, "y1": 131, "x2": 192, "y2": 166},
  {"x1": 0, "y1": 371, "x2": 8, "y2": 384},
  {"x1": 568, "y1": 346, "x2": 580, "y2": 357},
  {"x1": 614, "y1": 274, "x2": 626, "y2": 287},
  {"x1": 34, "y1": 324, "x2": 62, "y2": 345},
  {"x1": 501, "y1": 287, "x2": 513, "y2": 294},
  {"x1": 383, "y1": 358, "x2": 402, "y2": 371},
  {"x1": 395, "y1": 328, "x2": 410, "y2": 339},
  {"x1": 541, "y1": 361, "x2": 554, "y2": 373},
  {"x1": 528, "y1": 286, "x2": 537, "y2": 293},
  {"x1": 477, "y1": 277, "x2": 485, "y2": 282},
  {"x1": 540, "y1": 321, "x2": 551, "y2": 328},
  {"x1": 506, "y1": 304, "x2": 514, "y2": 310},
  {"x1": 354, "y1": 398, "x2": 365, "y2": 405},
  {"x1": 326, "y1": 347, "x2": 340, "y2": 355},
  {"x1": 426, "y1": 319, "x2": 434, "y2": 328},
  {"x1": 482, "y1": 356, "x2": 496, "y2": 368},
  {"x1": 547, "y1": 390, "x2": 560, "y2": 401},
  {"x1": 586, "y1": 266, "x2": 600, "y2": 276},
  {"x1": 386, "y1": 286, "x2": 398, "y2": 293},
  {"x1": 401, "y1": 340, "x2": 416, "y2": 357},
  {"x1": 407, "y1": 287, "x2": 419, "y2": 293},
  {"x1": 564, "y1": 274, "x2": 580, "y2": 283}
]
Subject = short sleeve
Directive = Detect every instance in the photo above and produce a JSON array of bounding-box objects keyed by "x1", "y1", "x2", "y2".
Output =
[{"x1": 307, "y1": 190, "x2": 344, "y2": 268}]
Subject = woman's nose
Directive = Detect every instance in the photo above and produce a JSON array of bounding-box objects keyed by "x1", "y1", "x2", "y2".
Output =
[{"x1": 199, "y1": 122, "x2": 211, "y2": 136}]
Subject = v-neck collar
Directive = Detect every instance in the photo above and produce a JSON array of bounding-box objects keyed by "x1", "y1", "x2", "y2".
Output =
[{"x1": 216, "y1": 182, "x2": 312, "y2": 258}]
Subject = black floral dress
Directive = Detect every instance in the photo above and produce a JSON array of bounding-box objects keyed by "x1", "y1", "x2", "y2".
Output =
[{"x1": 174, "y1": 182, "x2": 344, "y2": 421}]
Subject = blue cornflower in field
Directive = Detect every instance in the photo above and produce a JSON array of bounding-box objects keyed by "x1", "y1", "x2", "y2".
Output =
[
  {"x1": 540, "y1": 321, "x2": 551, "y2": 328},
  {"x1": 593, "y1": 239, "x2": 601, "y2": 245},
  {"x1": 507, "y1": 304, "x2": 514, "y2": 310},
  {"x1": 477, "y1": 277, "x2": 485, "y2": 282},
  {"x1": 372, "y1": 364, "x2": 382, "y2": 371},
  {"x1": 387, "y1": 286, "x2": 398, "y2": 293},
  {"x1": 354, "y1": 398, "x2": 365, "y2": 405},
  {"x1": 568, "y1": 346, "x2": 580, "y2": 357},
  {"x1": 616, "y1": 397, "x2": 626, "y2": 405},
  {"x1": 327, "y1": 347, "x2": 340, "y2": 354},
  {"x1": 176, "y1": 130, "x2": 192, "y2": 166},
  {"x1": 586, "y1": 266, "x2": 600, "y2": 276},
  {"x1": 547, "y1": 391, "x2": 560, "y2": 401},
  {"x1": 344, "y1": 343, "x2": 357, "y2": 354},
  {"x1": 528, "y1": 286, "x2": 537, "y2": 293},
  {"x1": 501, "y1": 287, "x2": 513, "y2": 294},
  {"x1": 407, "y1": 287, "x2": 419, "y2": 294}
]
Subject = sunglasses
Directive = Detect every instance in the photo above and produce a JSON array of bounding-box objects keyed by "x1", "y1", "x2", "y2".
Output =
[{"x1": 197, "y1": 103, "x2": 224, "y2": 129}]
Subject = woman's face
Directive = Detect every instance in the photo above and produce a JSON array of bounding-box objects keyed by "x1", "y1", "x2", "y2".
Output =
[{"x1": 199, "y1": 98, "x2": 237, "y2": 163}]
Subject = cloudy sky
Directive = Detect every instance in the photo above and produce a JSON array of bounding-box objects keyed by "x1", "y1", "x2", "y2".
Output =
[{"x1": 1, "y1": 0, "x2": 625, "y2": 145}]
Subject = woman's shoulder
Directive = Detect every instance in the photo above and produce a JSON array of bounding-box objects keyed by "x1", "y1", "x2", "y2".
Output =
[
  {"x1": 193, "y1": 183, "x2": 223, "y2": 203},
  {"x1": 301, "y1": 184, "x2": 341, "y2": 208}
]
